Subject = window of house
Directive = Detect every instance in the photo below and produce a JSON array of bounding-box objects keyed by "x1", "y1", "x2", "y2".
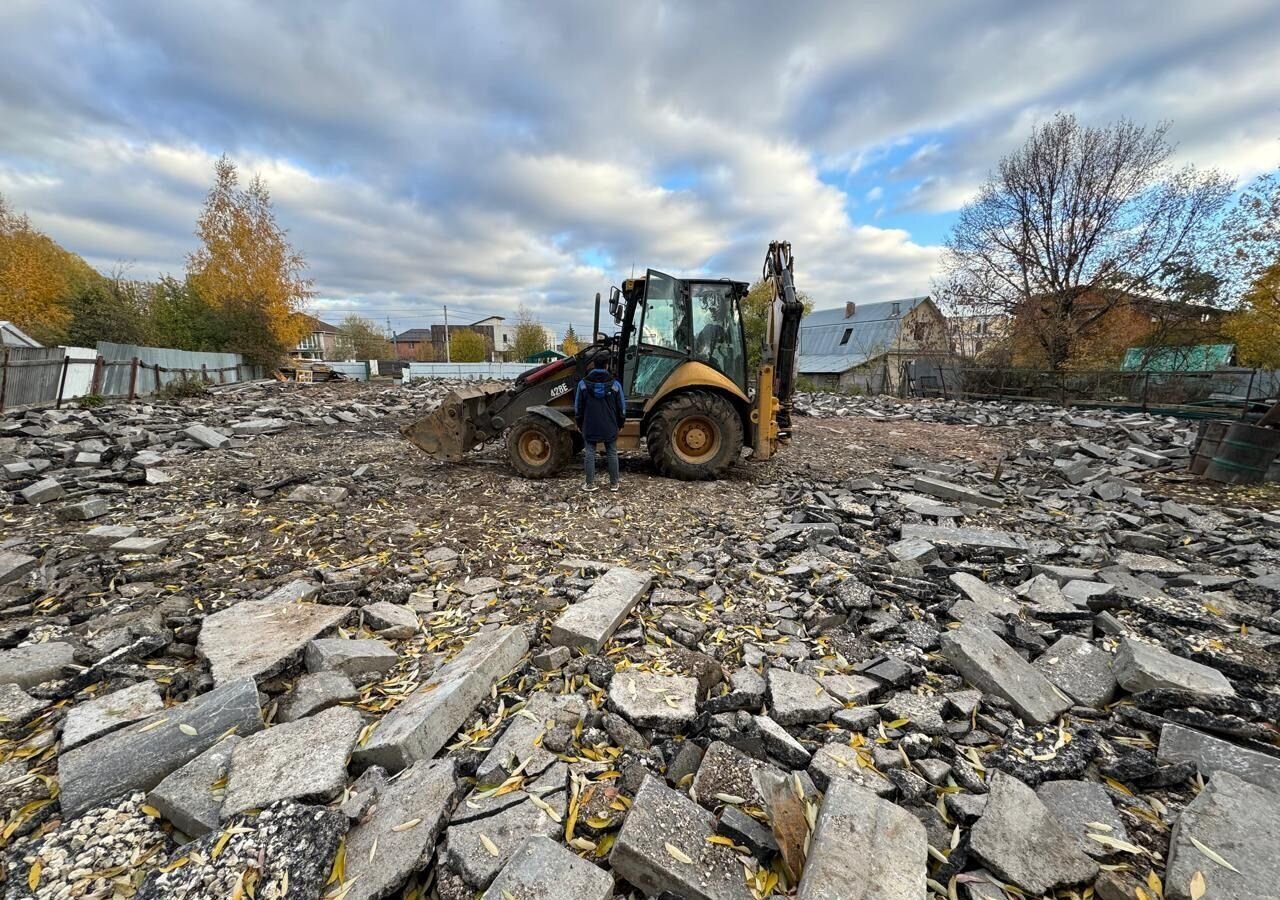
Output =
[
  {"x1": 297, "y1": 333, "x2": 321, "y2": 350},
  {"x1": 839, "y1": 328, "x2": 853, "y2": 345},
  {"x1": 891, "y1": 302, "x2": 901, "y2": 316},
  {"x1": 913, "y1": 322, "x2": 925, "y2": 341}
]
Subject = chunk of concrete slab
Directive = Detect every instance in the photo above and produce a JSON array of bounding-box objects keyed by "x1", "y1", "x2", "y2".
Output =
[
  {"x1": 767, "y1": 669, "x2": 840, "y2": 726},
  {"x1": 276, "y1": 671, "x2": 358, "y2": 723},
  {"x1": 550, "y1": 566, "x2": 652, "y2": 653},
  {"x1": 807, "y1": 743, "x2": 894, "y2": 797},
  {"x1": 900, "y1": 524, "x2": 1028, "y2": 552},
  {"x1": 949, "y1": 572, "x2": 1021, "y2": 618},
  {"x1": 796, "y1": 778, "x2": 927, "y2": 900},
  {"x1": 940, "y1": 623, "x2": 1071, "y2": 725},
  {"x1": 361, "y1": 601, "x2": 419, "y2": 639},
  {"x1": 610, "y1": 775, "x2": 754, "y2": 900},
  {"x1": 476, "y1": 692, "x2": 585, "y2": 786},
  {"x1": 304, "y1": 637, "x2": 398, "y2": 679},
  {"x1": 608, "y1": 670, "x2": 698, "y2": 731},
  {"x1": 58, "y1": 677, "x2": 264, "y2": 818},
  {"x1": 1033, "y1": 635, "x2": 1117, "y2": 709},
  {"x1": 286, "y1": 484, "x2": 348, "y2": 504},
  {"x1": 443, "y1": 763, "x2": 567, "y2": 889},
  {"x1": 198, "y1": 596, "x2": 351, "y2": 685},
  {"x1": 971, "y1": 771, "x2": 1098, "y2": 895},
  {"x1": 342, "y1": 758, "x2": 461, "y2": 900},
  {"x1": 183, "y1": 424, "x2": 230, "y2": 449},
  {"x1": 481, "y1": 835, "x2": 614, "y2": 900},
  {"x1": 109, "y1": 536, "x2": 169, "y2": 555},
  {"x1": 353, "y1": 626, "x2": 528, "y2": 773},
  {"x1": 61, "y1": 681, "x2": 165, "y2": 750},
  {"x1": 913, "y1": 475, "x2": 1001, "y2": 508},
  {"x1": 20, "y1": 477, "x2": 65, "y2": 504},
  {"x1": 0, "y1": 642, "x2": 74, "y2": 689},
  {"x1": 147, "y1": 736, "x2": 241, "y2": 838},
  {"x1": 1164, "y1": 772, "x2": 1280, "y2": 900},
  {"x1": 83, "y1": 524, "x2": 138, "y2": 548},
  {"x1": 0, "y1": 683, "x2": 48, "y2": 726},
  {"x1": 0, "y1": 550, "x2": 37, "y2": 586},
  {"x1": 1114, "y1": 637, "x2": 1235, "y2": 699},
  {"x1": 221, "y1": 705, "x2": 362, "y2": 817},
  {"x1": 1036, "y1": 779, "x2": 1130, "y2": 860},
  {"x1": 1157, "y1": 723, "x2": 1280, "y2": 793}
]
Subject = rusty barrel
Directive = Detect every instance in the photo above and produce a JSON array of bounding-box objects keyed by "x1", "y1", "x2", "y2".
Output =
[
  {"x1": 1189, "y1": 420, "x2": 1231, "y2": 475},
  {"x1": 1203, "y1": 422, "x2": 1280, "y2": 484}
]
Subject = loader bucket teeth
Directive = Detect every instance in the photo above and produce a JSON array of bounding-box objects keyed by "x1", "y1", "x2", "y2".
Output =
[{"x1": 401, "y1": 384, "x2": 508, "y2": 460}]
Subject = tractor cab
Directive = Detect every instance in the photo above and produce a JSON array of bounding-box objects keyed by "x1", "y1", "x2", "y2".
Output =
[{"x1": 611, "y1": 270, "x2": 749, "y2": 409}]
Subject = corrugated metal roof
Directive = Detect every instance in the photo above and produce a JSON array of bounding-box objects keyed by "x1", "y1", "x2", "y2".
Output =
[
  {"x1": 797, "y1": 298, "x2": 927, "y2": 374},
  {"x1": 1121, "y1": 343, "x2": 1235, "y2": 372}
]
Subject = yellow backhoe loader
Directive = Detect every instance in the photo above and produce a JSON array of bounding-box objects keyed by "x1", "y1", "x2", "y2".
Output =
[{"x1": 401, "y1": 241, "x2": 803, "y2": 480}]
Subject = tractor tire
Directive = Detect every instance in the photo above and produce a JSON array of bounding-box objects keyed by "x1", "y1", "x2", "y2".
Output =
[
  {"x1": 507, "y1": 415, "x2": 572, "y2": 479},
  {"x1": 646, "y1": 390, "x2": 744, "y2": 480}
]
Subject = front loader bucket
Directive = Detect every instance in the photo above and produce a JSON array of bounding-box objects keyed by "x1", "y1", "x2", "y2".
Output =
[{"x1": 400, "y1": 383, "x2": 509, "y2": 460}]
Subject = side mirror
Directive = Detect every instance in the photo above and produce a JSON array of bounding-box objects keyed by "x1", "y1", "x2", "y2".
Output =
[{"x1": 609, "y1": 287, "x2": 622, "y2": 322}]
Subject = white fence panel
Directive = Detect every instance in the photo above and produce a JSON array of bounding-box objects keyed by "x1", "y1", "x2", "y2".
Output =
[{"x1": 403, "y1": 362, "x2": 539, "y2": 383}]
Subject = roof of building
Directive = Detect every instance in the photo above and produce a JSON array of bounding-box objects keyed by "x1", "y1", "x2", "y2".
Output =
[
  {"x1": 300, "y1": 314, "x2": 341, "y2": 333},
  {"x1": 798, "y1": 297, "x2": 930, "y2": 374},
  {"x1": 471, "y1": 315, "x2": 506, "y2": 326},
  {"x1": 1121, "y1": 343, "x2": 1235, "y2": 372},
  {"x1": 395, "y1": 328, "x2": 434, "y2": 341},
  {"x1": 0, "y1": 321, "x2": 41, "y2": 348}
]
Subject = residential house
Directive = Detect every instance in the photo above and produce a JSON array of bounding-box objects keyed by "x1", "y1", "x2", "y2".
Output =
[
  {"x1": 394, "y1": 324, "x2": 496, "y2": 361},
  {"x1": 292, "y1": 315, "x2": 340, "y2": 360},
  {"x1": 947, "y1": 313, "x2": 1009, "y2": 359},
  {"x1": 798, "y1": 297, "x2": 950, "y2": 394},
  {"x1": 0, "y1": 321, "x2": 41, "y2": 348}
]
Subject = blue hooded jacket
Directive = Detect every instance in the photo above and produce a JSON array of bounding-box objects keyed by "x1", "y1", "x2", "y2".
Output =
[{"x1": 575, "y1": 368, "x2": 625, "y2": 443}]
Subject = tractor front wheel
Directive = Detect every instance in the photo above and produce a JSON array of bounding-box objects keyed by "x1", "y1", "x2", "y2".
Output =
[
  {"x1": 646, "y1": 391, "x2": 743, "y2": 480},
  {"x1": 507, "y1": 415, "x2": 572, "y2": 478}
]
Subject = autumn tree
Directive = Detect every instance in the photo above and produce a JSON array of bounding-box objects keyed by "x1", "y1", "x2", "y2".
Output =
[
  {"x1": 335, "y1": 314, "x2": 392, "y2": 359},
  {"x1": 186, "y1": 156, "x2": 313, "y2": 365},
  {"x1": 513, "y1": 305, "x2": 548, "y2": 360},
  {"x1": 0, "y1": 194, "x2": 101, "y2": 344},
  {"x1": 1219, "y1": 169, "x2": 1280, "y2": 367},
  {"x1": 65, "y1": 274, "x2": 148, "y2": 347},
  {"x1": 936, "y1": 114, "x2": 1232, "y2": 370},
  {"x1": 742, "y1": 279, "x2": 812, "y2": 374},
  {"x1": 562, "y1": 324, "x2": 582, "y2": 356},
  {"x1": 413, "y1": 341, "x2": 438, "y2": 362},
  {"x1": 449, "y1": 328, "x2": 486, "y2": 362}
]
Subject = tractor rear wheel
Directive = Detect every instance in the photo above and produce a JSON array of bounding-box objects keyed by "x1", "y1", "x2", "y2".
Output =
[
  {"x1": 507, "y1": 415, "x2": 572, "y2": 478},
  {"x1": 646, "y1": 391, "x2": 743, "y2": 480}
]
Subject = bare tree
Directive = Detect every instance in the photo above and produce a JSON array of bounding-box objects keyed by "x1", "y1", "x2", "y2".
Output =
[{"x1": 936, "y1": 114, "x2": 1232, "y2": 370}]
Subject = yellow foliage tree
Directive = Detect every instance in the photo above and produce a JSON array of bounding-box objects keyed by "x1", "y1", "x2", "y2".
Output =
[
  {"x1": 561, "y1": 324, "x2": 581, "y2": 356},
  {"x1": 449, "y1": 328, "x2": 486, "y2": 362},
  {"x1": 1225, "y1": 261, "x2": 1280, "y2": 368},
  {"x1": 0, "y1": 194, "x2": 100, "y2": 344},
  {"x1": 187, "y1": 157, "x2": 312, "y2": 364}
]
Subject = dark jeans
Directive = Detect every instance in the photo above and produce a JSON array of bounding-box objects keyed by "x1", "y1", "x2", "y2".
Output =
[{"x1": 584, "y1": 440, "x2": 619, "y2": 485}]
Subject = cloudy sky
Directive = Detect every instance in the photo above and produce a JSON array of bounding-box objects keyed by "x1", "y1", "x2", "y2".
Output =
[{"x1": 2, "y1": 1, "x2": 1278, "y2": 337}]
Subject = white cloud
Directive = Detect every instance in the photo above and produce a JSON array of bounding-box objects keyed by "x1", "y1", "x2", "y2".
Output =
[{"x1": 0, "y1": 0, "x2": 1277, "y2": 330}]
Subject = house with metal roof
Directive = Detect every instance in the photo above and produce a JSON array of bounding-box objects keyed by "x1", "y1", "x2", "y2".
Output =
[{"x1": 798, "y1": 296, "x2": 950, "y2": 393}]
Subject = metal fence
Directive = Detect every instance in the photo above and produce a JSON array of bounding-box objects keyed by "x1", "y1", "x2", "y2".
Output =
[
  {"x1": 957, "y1": 366, "x2": 1279, "y2": 413},
  {"x1": 0, "y1": 342, "x2": 262, "y2": 412},
  {"x1": 403, "y1": 362, "x2": 538, "y2": 382}
]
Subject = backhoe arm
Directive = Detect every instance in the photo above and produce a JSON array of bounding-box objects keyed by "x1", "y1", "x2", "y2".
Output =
[{"x1": 751, "y1": 241, "x2": 802, "y2": 460}]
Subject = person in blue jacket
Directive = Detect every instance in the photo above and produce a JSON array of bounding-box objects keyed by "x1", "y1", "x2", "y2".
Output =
[{"x1": 574, "y1": 353, "x2": 625, "y2": 492}]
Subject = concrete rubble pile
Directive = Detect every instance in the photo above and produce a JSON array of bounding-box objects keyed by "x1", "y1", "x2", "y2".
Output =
[{"x1": 1, "y1": 382, "x2": 1277, "y2": 900}]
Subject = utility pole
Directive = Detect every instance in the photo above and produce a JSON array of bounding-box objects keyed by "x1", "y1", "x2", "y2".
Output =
[
  {"x1": 444, "y1": 304, "x2": 451, "y2": 363},
  {"x1": 387, "y1": 317, "x2": 397, "y2": 359}
]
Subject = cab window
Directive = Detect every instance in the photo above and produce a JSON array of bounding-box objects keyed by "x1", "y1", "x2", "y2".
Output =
[{"x1": 691, "y1": 282, "x2": 746, "y2": 387}]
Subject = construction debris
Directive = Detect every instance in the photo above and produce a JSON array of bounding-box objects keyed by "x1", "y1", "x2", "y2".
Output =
[{"x1": 1, "y1": 380, "x2": 1278, "y2": 900}]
